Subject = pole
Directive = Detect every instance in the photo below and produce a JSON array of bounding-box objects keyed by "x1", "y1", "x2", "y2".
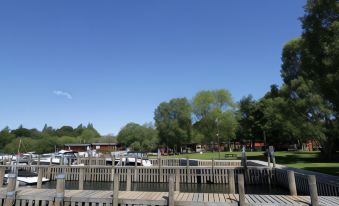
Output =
[
  {"x1": 113, "y1": 174, "x2": 119, "y2": 206},
  {"x1": 0, "y1": 167, "x2": 5, "y2": 187},
  {"x1": 228, "y1": 169, "x2": 235, "y2": 194},
  {"x1": 37, "y1": 168, "x2": 43, "y2": 189},
  {"x1": 55, "y1": 174, "x2": 65, "y2": 206},
  {"x1": 79, "y1": 167, "x2": 84, "y2": 190},
  {"x1": 308, "y1": 175, "x2": 319, "y2": 206},
  {"x1": 126, "y1": 168, "x2": 131, "y2": 191},
  {"x1": 287, "y1": 171, "x2": 297, "y2": 196},
  {"x1": 168, "y1": 175, "x2": 175, "y2": 206},
  {"x1": 5, "y1": 173, "x2": 17, "y2": 206},
  {"x1": 175, "y1": 168, "x2": 180, "y2": 192},
  {"x1": 238, "y1": 174, "x2": 245, "y2": 206}
]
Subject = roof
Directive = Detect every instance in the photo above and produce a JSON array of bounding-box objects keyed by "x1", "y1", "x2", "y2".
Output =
[
  {"x1": 91, "y1": 143, "x2": 118, "y2": 146},
  {"x1": 64, "y1": 144, "x2": 91, "y2": 147}
]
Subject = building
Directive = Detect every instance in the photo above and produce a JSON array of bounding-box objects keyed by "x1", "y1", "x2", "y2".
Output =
[
  {"x1": 91, "y1": 143, "x2": 119, "y2": 152},
  {"x1": 64, "y1": 143, "x2": 121, "y2": 152},
  {"x1": 64, "y1": 144, "x2": 91, "y2": 152}
]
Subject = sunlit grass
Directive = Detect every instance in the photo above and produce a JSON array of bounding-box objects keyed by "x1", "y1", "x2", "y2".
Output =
[{"x1": 152, "y1": 151, "x2": 339, "y2": 176}]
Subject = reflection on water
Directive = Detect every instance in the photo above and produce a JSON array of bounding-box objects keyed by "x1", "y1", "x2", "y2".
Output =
[{"x1": 38, "y1": 181, "x2": 288, "y2": 195}]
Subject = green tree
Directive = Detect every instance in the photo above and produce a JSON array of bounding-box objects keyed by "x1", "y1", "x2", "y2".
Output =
[
  {"x1": 238, "y1": 95, "x2": 264, "y2": 149},
  {"x1": 0, "y1": 127, "x2": 15, "y2": 151},
  {"x1": 192, "y1": 89, "x2": 237, "y2": 146},
  {"x1": 55, "y1": 126, "x2": 76, "y2": 137},
  {"x1": 300, "y1": 0, "x2": 339, "y2": 113},
  {"x1": 117, "y1": 123, "x2": 158, "y2": 151},
  {"x1": 154, "y1": 98, "x2": 192, "y2": 151}
]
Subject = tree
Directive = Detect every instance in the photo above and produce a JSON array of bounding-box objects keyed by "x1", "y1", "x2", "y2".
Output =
[
  {"x1": 117, "y1": 123, "x2": 158, "y2": 151},
  {"x1": 154, "y1": 98, "x2": 192, "y2": 150},
  {"x1": 300, "y1": 0, "x2": 339, "y2": 112},
  {"x1": 192, "y1": 89, "x2": 237, "y2": 146},
  {"x1": 79, "y1": 128, "x2": 100, "y2": 143},
  {"x1": 298, "y1": 0, "x2": 339, "y2": 157},
  {"x1": 238, "y1": 95, "x2": 264, "y2": 149},
  {"x1": 0, "y1": 127, "x2": 15, "y2": 151},
  {"x1": 55, "y1": 126, "x2": 76, "y2": 137}
]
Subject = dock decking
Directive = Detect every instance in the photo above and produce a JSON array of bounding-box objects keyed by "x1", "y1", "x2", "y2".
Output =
[{"x1": 1, "y1": 188, "x2": 338, "y2": 206}]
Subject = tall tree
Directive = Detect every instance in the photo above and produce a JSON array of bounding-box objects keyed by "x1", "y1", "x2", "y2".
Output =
[
  {"x1": 117, "y1": 122, "x2": 158, "y2": 151},
  {"x1": 238, "y1": 95, "x2": 264, "y2": 149},
  {"x1": 300, "y1": 0, "x2": 339, "y2": 112},
  {"x1": 192, "y1": 89, "x2": 237, "y2": 145},
  {"x1": 154, "y1": 98, "x2": 192, "y2": 150}
]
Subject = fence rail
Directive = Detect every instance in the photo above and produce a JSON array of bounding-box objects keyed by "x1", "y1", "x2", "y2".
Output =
[
  {"x1": 275, "y1": 168, "x2": 339, "y2": 196},
  {"x1": 1, "y1": 165, "x2": 272, "y2": 184}
]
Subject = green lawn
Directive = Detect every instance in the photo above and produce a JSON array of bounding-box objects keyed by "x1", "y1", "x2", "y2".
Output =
[{"x1": 156, "y1": 151, "x2": 339, "y2": 176}]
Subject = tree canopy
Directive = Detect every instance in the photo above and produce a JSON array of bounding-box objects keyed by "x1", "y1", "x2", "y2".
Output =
[{"x1": 117, "y1": 122, "x2": 158, "y2": 151}]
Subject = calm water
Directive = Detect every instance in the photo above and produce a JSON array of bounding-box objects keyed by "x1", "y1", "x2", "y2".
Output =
[{"x1": 36, "y1": 181, "x2": 288, "y2": 195}]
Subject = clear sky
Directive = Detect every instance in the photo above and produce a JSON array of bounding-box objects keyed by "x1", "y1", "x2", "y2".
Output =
[{"x1": 0, "y1": 1, "x2": 306, "y2": 135}]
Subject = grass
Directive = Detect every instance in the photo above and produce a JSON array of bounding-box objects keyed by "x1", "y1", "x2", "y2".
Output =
[{"x1": 156, "y1": 151, "x2": 339, "y2": 176}]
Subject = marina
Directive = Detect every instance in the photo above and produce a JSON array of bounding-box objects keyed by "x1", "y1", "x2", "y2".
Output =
[
  {"x1": 1, "y1": 188, "x2": 339, "y2": 206},
  {"x1": 0, "y1": 158, "x2": 338, "y2": 206}
]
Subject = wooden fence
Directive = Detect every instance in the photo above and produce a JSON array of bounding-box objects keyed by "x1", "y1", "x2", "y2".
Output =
[
  {"x1": 71, "y1": 158, "x2": 246, "y2": 167},
  {"x1": 0, "y1": 165, "x2": 272, "y2": 184},
  {"x1": 275, "y1": 168, "x2": 339, "y2": 196}
]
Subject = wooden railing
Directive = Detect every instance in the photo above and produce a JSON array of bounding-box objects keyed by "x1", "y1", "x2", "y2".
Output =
[
  {"x1": 275, "y1": 168, "x2": 339, "y2": 196},
  {"x1": 0, "y1": 165, "x2": 272, "y2": 184}
]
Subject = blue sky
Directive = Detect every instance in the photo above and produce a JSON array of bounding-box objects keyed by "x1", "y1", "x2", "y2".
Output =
[{"x1": 0, "y1": 1, "x2": 306, "y2": 135}]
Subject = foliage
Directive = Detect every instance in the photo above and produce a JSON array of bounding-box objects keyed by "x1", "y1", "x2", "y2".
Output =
[
  {"x1": 154, "y1": 98, "x2": 192, "y2": 149},
  {"x1": 192, "y1": 89, "x2": 237, "y2": 144},
  {"x1": 0, "y1": 123, "x2": 103, "y2": 154},
  {"x1": 117, "y1": 122, "x2": 158, "y2": 151}
]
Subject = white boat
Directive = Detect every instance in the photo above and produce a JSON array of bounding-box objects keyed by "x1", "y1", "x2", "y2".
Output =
[
  {"x1": 32, "y1": 150, "x2": 78, "y2": 165},
  {"x1": 107, "y1": 152, "x2": 152, "y2": 166},
  {"x1": 4, "y1": 169, "x2": 49, "y2": 186},
  {"x1": 116, "y1": 157, "x2": 152, "y2": 166},
  {"x1": 4, "y1": 174, "x2": 49, "y2": 185}
]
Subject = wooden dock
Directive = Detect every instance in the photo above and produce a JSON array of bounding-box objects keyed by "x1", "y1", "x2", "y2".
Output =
[{"x1": 0, "y1": 188, "x2": 338, "y2": 206}]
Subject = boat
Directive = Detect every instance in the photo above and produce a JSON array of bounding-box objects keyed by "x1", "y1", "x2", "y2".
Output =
[
  {"x1": 106, "y1": 152, "x2": 152, "y2": 166},
  {"x1": 3, "y1": 169, "x2": 49, "y2": 186},
  {"x1": 31, "y1": 150, "x2": 78, "y2": 165}
]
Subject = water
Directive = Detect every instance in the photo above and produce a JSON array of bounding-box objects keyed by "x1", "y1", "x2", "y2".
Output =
[{"x1": 38, "y1": 181, "x2": 288, "y2": 195}]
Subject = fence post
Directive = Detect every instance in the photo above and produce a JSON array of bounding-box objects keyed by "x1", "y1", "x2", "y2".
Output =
[
  {"x1": 241, "y1": 146, "x2": 247, "y2": 167},
  {"x1": 111, "y1": 156, "x2": 115, "y2": 182},
  {"x1": 5, "y1": 173, "x2": 17, "y2": 206},
  {"x1": 287, "y1": 171, "x2": 297, "y2": 196},
  {"x1": 168, "y1": 174, "x2": 175, "y2": 206},
  {"x1": 37, "y1": 155, "x2": 41, "y2": 166},
  {"x1": 158, "y1": 157, "x2": 163, "y2": 182},
  {"x1": 37, "y1": 168, "x2": 43, "y2": 189},
  {"x1": 126, "y1": 168, "x2": 131, "y2": 191},
  {"x1": 228, "y1": 169, "x2": 235, "y2": 194},
  {"x1": 269, "y1": 146, "x2": 276, "y2": 168},
  {"x1": 241, "y1": 146, "x2": 248, "y2": 182},
  {"x1": 211, "y1": 158, "x2": 215, "y2": 183},
  {"x1": 112, "y1": 155, "x2": 116, "y2": 167},
  {"x1": 186, "y1": 157, "x2": 190, "y2": 183},
  {"x1": 113, "y1": 174, "x2": 119, "y2": 206},
  {"x1": 267, "y1": 154, "x2": 271, "y2": 168},
  {"x1": 308, "y1": 175, "x2": 319, "y2": 206},
  {"x1": 79, "y1": 167, "x2": 85, "y2": 190},
  {"x1": 55, "y1": 174, "x2": 65, "y2": 206},
  {"x1": 267, "y1": 168, "x2": 272, "y2": 187},
  {"x1": 175, "y1": 168, "x2": 180, "y2": 192},
  {"x1": 238, "y1": 174, "x2": 245, "y2": 206},
  {"x1": 0, "y1": 167, "x2": 5, "y2": 187},
  {"x1": 77, "y1": 155, "x2": 80, "y2": 165}
]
